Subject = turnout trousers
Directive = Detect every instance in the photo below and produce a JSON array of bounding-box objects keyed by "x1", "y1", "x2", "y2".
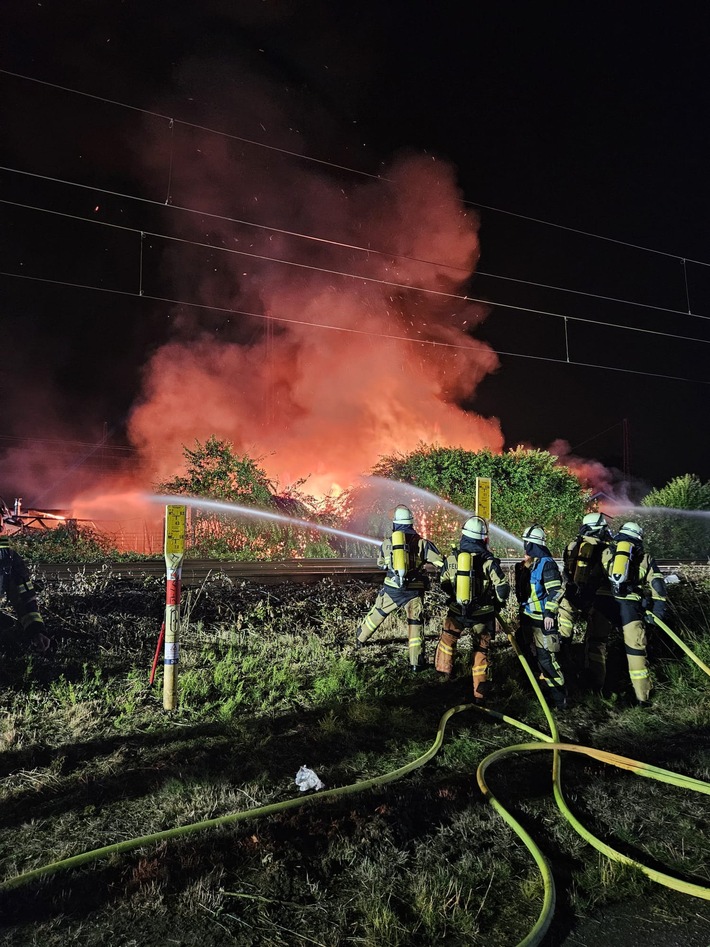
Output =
[
  {"x1": 585, "y1": 597, "x2": 651, "y2": 701},
  {"x1": 517, "y1": 615, "x2": 567, "y2": 709},
  {"x1": 434, "y1": 614, "x2": 495, "y2": 701},
  {"x1": 356, "y1": 586, "x2": 426, "y2": 669},
  {"x1": 558, "y1": 593, "x2": 619, "y2": 693}
]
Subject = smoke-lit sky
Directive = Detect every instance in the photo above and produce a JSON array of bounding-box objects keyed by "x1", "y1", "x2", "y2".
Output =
[{"x1": 1, "y1": 1, "x2": 709, "y2": 513}]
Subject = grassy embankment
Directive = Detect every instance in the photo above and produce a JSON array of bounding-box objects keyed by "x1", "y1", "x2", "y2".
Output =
[{"x1": 0, "y1": 565, "x2": 709, "y2": 946}]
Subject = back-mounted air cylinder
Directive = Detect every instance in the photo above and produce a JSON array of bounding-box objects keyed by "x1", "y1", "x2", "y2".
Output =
[
  {"x1": 456, "y1": 550, "x2": 473, "y2": 605},
  {"x1": 391, "y1": 530, "x2": 408, "y2": 586},
  {"x1": 610, "y1": 540, "x2": 633, "y2": 591}
]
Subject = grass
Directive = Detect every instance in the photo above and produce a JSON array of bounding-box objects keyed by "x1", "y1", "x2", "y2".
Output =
[{"x1": 0, "y1": 569, "x2": 709, "y2": 945}]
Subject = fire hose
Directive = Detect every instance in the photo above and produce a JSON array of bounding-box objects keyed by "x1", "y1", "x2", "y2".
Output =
[{"x1": 2, "y1": 612, "x2": 709, "y2": 947}]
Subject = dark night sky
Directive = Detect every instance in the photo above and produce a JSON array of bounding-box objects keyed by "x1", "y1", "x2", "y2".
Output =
[{"x1": 1, "y1": 1, "x2": 709, "y2": 507}]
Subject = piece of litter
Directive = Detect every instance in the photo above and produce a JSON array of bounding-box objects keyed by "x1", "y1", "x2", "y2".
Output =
[{"x1": 295, "y1": 765, "x2": 325, "y2": 792}]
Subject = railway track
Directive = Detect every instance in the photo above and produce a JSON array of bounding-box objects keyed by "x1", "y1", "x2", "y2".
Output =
[{"x1": 33, "y1": 558, "x2": 705, "y2": 586}]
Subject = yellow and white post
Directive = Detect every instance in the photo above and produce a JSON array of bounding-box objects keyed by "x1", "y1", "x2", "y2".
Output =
[
  {"x1": 475, "y1": 477, "x2": 492, "y2": 522},
  {"x1": 163, "y1": 504, "x2": 186, "y2": 711}
]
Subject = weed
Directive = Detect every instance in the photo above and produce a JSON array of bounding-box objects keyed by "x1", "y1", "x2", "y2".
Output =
[{"x1": 0, "y1": 569, "x2": 708, "y2": 947}]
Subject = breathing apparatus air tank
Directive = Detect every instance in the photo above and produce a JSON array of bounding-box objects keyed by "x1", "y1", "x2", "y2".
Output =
[
  {"x1": 573, "y1": 540, "x2": 595, "y2": 587},
  {"x1": 456, "y1": 551, "x2": 473, "y2": 606},
  {"x1": 609, "y1": 540, "x2": 634, "y2": 592},
  {"x1": 391, "y1": 530, "x2": 408, "y2": 587}
]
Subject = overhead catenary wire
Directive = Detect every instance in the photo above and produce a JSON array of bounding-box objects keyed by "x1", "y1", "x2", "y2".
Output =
[
  {"x1": 2, "y1": 69, "x2": 710, "y2": 389},
  {"x1": 2, "y1": 194, "x2": 710, "y2": 355},
  {"x1": 2, "y1": 163, "x2": 709, "y2": 326},
  {"x1": 4, "y1": 66, "x2": 710, "y2": 270},
  {"x1": 2, "y1": 267, "x2": 709, "y2": 387},
  {"x1": 2, "y1": 72, "x2": 709, "y2": 349}
]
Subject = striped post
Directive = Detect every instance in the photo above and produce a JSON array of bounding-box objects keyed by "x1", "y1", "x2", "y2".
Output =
[{"x1": 163, "y1": 505, "x2": 186, "y2": 711}]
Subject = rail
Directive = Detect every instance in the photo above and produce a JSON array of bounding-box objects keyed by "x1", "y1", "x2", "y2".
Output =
[{"x1": 32, "y1": 558, "x2": 705, "y2": 586}]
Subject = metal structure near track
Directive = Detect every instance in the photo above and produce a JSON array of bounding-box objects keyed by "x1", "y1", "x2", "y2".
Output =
[{"x1": 31, "y1": 557, "x2": 704, "y2": 586}]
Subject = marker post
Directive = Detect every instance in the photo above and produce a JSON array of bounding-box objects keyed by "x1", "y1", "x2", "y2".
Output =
[
  {"x1": 475, "y1": 477, "x2": 492, "y2": 522},
  {"x1": 163, "y1": 505, "x2": 186, "y2": 711}
]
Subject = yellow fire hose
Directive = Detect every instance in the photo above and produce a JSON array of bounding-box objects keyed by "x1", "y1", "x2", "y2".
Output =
[
  {"x1": 2, "y1": 612, "x2": 709, "y2": 947},
  {"x1": 474, "y1": 613, "x2": 710, "y2": 945}
]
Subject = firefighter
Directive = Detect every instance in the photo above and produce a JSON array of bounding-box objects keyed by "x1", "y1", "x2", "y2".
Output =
[
  {"x1": 514, "y1": 524, "x2": 567, "y2": 710},
  {"x1": 602, "y1": 521, "x2": 667, "y2": 706},
  {"x1": 434, "y1": 516, "x2": 510, "y2": 703},
  {"x1": 557, "y1": 512, "x2": 620, "y2": 691},
  {"x1": 355, "y1": 505, "x2": 444, "y2": 671},
  {"x1": 0, "y1": 519, "x2": 50, "y2": 652}
]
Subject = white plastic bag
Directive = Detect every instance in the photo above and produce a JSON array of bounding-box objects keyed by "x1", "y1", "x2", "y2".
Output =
[{"x1": 295, "y1": 765, "x2": 325, "y2": 792}]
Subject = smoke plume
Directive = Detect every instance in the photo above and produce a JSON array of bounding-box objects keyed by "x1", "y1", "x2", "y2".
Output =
[{"x1": 127, "y1": 104, "x2": 505, "y2": 494}]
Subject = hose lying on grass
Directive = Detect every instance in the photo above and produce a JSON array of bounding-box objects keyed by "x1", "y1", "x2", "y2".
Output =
[
  {"x1": 477, "y1": 614, "x2": 710, "y2": 947},
  {"x1": 2, "y1": 612, "x2": 708, "y2": 947}
]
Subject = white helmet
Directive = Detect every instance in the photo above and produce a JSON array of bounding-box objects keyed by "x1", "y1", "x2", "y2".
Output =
[
  {"x1": 522, "y1": 524, "x2": 546, "y2": 545},
  {"x1": 582, "y1": 512, "x2": 607, "y2": 533},
  {"x1": 393, "y1": 505, "x2": 414, "y2": 526},
  {"x1": 619, "y1": 521, "x2": 643, "y2": 541},
  {"x1": 462, "y1": 516, "x2": 488, "y2": 541}
]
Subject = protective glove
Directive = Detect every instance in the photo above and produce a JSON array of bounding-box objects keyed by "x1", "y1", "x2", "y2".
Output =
[
  {"x1": 25, "y1": 620, "x2": 51, "y2": 653},
  {"x1": 30, "y1": 631, "x2": 51, "y2": 653}
]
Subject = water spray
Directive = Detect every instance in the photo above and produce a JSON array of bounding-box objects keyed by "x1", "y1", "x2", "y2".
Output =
[
  {"x1": 147, "y1": 494, "x2": 381, "y2": 547},
  {"x1": 358, "y1": 476, "x2": 524, "y2": 550}
]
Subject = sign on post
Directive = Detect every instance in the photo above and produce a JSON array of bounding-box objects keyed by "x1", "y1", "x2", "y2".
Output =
[
  {"x1": 163, "y1": 505, "x2": 186, "y2": 711},
  {"x1": 475, "y1": 477, "x2": 492, "y2": 522}
]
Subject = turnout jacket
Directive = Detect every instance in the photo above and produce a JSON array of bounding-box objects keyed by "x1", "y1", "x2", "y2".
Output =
[
  {"x1": 562, "y1": 533, "x2": 613, "y2": 608},
  {"x1": 378, "y1": 525, "x2": 444, "y2": 591},
  {"x1": 440, "y1": 539, "x2": 510, "y2": 622},
  {"x1": 601, "y1": 543, "x2": 667, "y2": 619},
  {"x1": 0, "y1": 535, "x2": 45, "y2": 636}
]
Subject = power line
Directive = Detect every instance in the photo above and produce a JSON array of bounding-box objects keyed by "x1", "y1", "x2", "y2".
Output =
[
  {"x1": 0, "y1": 432, "x2": 137, "y2": 452},
  {"x1": 0, "y1": 68, "x2": 382, "y2": 181},
  {"x1": 2, "y1": 71, "x2": 709, "y2": 388},
  {"x1": 475, "y1": 267, "x2": 709, "y2": 322},
  {"x1": 468, "y1": 200, "x2": 689, "y2": 263},
  {"x1": 3, "y1": 163, "x2": 707, "y2": 324},
  {"x1": 3, "y1": 194, "x2": 710, "y2": 348},
  {"x1": 1, "y1": 268, "x2": 708, "y2": 386},
  {"x1": 568, "y1": 421, "x2": 624, "y2": 454},
  {"x1": 4, "y1": 66, "x2": 710, "y2": 269}
]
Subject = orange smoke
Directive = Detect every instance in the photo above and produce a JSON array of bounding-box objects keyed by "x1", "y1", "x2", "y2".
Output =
[
  {"x1": 549, "y1": 438, "x2": 621, "y2": 499},
  {"x1": 128, "y1": 152, "x2": 503, "y2": 495}
]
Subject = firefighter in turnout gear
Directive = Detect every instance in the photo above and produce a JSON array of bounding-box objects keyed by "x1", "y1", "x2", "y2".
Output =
[
  {"x1": 355, "y1": 505, "x2": 443, "y2": 670},
  {"x1": 0, "y1": 519, "x2": 50, "y2": 652},
  {"x1": 557, "y1": 512, "x2": 620, "y2": 690},
  {"x1": 515, "y1": 525, "x2": 567, "y2": 710},
  {"x1": 435, "y1": 516, "x2": 510, "y2": 703},
  {"x1": 602, "y1": 521, "x2": 667, "y2": 705}
]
